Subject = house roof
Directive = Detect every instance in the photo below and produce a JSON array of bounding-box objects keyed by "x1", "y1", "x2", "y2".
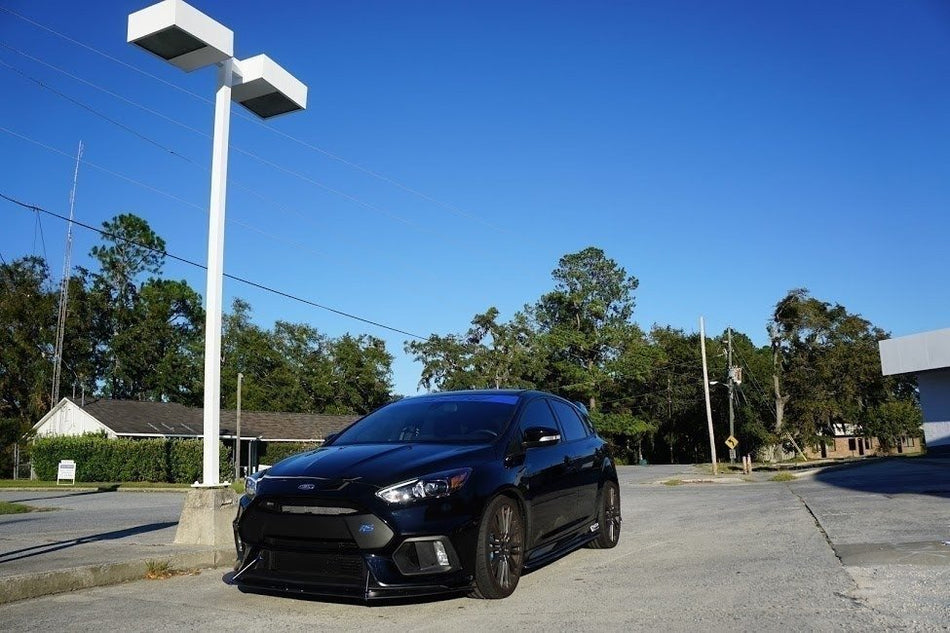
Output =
[{"x1": 67, "y1": 398, "x2": 358, "y2": 441}]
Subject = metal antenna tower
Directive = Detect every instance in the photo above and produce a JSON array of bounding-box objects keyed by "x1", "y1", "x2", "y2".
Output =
[{"x1": 51, "y1": 140, "x2": 83, "y2": 406}]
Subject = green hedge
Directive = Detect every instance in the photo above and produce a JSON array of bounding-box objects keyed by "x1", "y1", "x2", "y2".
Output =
[
  {"x1": 260, "y1": 442, "x2": 320, "y2": 465},
  {"x1": 31, "y1": 435, "x2": 231, "y2": 483}
]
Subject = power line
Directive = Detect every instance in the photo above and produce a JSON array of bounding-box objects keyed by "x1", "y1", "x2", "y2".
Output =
[
  {"x1": 0, "y1": 47, "x2": 504, "y2": 258},
  {"x1": 0, "y1": 7, "x2": 507, "y2": 234},
  {"x1": 0, "y1": 120, "x2": 443, "y2": 284},
  {"x1": 0, "y1": 126, "x2": 206, "y2": 212},
  {"x1": 0, "y1": 192, "x2": 427, "y2": 340}
]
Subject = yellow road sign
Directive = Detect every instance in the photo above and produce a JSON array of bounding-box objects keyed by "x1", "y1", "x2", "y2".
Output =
[{"x1": 725, "y1": 435, "x2": 738, "y2": 449}]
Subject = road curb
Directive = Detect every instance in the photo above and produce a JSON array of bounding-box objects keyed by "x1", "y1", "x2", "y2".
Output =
[{"x1": 0, "y1": 548, "x2": 234, "y2": 605}]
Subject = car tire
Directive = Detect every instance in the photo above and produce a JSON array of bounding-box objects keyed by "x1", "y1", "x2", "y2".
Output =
[
  {"x1": 588, "y1": 481, "x2": 621, "y2": 549},
  {"x1": 470, "y1": 495, "x2": 524, "y2": 599}
]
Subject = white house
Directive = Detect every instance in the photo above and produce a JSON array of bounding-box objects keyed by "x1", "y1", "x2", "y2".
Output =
[{"x1": 32, "y1": 397, "x2": 359, "y2": 472}]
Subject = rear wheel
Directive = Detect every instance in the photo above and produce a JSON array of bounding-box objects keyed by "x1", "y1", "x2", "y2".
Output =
[
  {"x1": 589, "y1": 481, "x2": 621, "y2": 549},
  {"x1": 471, "y1": 495, "x2": 524, "y2": 599}
]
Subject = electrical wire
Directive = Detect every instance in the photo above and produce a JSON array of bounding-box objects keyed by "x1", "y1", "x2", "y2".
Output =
[
  {"x1": 0, "y1": 192, "x2": 428, "y2": 340},
  {"x1": 0, "y1": 126, "x2": 206, "y2": 211},
  {"x1": 0, "y1": 7, "x2": 507, "y2": 234},
  {"x1": 0, "y1": 120, "x2": 445, "y2": 284},
  {"x1": 0, "y1": 47, "x2": 507, "y2": 259}
]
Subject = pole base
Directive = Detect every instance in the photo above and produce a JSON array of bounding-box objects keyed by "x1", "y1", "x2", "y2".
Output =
[{"x1": 174, "y1": 487, "x2": 238, "y2": 547}]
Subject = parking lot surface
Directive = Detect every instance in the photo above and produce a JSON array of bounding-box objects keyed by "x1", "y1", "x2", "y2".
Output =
[{"x1": 1, "y1": 459, "x2": 947, "y2": 631}]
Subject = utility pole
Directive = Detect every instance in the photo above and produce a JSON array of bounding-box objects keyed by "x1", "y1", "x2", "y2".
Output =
[
  {"x1": 700, "y1": 317, "x2": 718, "y2": 475},
  {"x1": 728, "y1": 327, "x2": 735, "y2": 464},
  {"x1": 235, "y1": 372, "x2": 243, "y2": 481},
  {"x1": 667, "y1": 375, "x2": 674, "y2": 464},
  {"x1": 51, "y1": 141, "x2": 83, "y2": 406}
]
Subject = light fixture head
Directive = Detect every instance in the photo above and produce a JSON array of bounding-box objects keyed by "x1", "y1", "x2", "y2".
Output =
[
  {"x1": 231, "y1": 54, "x2": 308, "y2": 119},
  {"x1": 128, "y1": 0, "x2": 233, "y2": 72}
]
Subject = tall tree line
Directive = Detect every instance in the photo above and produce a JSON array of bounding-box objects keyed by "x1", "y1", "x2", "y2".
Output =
[
  {"x1": 1, "y1": 218, "x2": 922, "y2": 472},
  {"x1": 407, "y1": 248, "x2": 921, "y2": 463},
  {"x1": 0, "y1": 213, "x2": 394, "y2": 475}
]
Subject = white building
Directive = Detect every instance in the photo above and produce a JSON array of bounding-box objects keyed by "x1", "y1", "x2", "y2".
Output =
[{"x1": 879, "y1": 328, "x2": 950, "y2": 455}]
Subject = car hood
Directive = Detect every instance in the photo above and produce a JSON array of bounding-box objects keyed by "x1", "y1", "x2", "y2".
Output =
[{"x1": 261, "y1": 442, "x2": 490, "y2": 488}]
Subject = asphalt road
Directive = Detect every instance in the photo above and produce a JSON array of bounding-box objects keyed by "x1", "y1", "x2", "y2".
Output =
[
  {"x1": 1, "y1": 460, "x2": 947, "y2": 631},
  {"x1": 0, "y1": 487, "x2": 186, "y2": 577}
]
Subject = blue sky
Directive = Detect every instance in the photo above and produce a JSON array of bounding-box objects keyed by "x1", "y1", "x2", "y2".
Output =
[{"x1": 1, "y1": 1, "x2": 948, "y2": 397}]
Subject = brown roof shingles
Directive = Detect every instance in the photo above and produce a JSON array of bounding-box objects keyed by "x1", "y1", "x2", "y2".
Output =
[{"x1": 73, "y1": 398, "x2": 357, "y2": 441}]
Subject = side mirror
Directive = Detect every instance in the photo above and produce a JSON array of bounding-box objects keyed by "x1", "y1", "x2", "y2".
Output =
[{"x1": 522, "y1": 426, "x2": 561, "y2": 448}]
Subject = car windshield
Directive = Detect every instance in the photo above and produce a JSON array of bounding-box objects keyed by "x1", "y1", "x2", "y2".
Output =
[{"x1": 333, "y1": 394, "x2": 519, "y2": 444}]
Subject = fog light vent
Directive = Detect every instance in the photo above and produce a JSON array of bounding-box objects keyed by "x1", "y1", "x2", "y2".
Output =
[{"x1": 393, "y1": 537, "x2": 459, "y2": 575}]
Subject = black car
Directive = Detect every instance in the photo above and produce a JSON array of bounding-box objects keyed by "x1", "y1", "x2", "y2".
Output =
[{"x1": 231, "y1": 389, "x2": 621, "y2": 601}]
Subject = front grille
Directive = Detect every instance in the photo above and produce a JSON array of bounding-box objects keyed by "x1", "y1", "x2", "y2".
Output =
[
  {"x1": 263, "y1": 535, "x2": 359, "y2": 553},
  {"x1": 262, "y1": 550, "x2": 366, "y2": 585}
]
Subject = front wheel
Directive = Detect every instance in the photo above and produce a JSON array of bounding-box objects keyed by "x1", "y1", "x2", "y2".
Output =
[
  {"x1": 589, "y1": 481, "x2": 621, "y2": 549},
  {"x1": 471, "y1": 495, "x2": 524, "y2": 599}
]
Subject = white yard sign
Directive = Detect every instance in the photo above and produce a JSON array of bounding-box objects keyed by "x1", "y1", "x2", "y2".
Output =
[{"x1": 57, "y1": 460, "x2": 76, "y2": 486}]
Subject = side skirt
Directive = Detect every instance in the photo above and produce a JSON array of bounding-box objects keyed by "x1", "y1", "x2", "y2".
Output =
[{"x1": 522, "y1": 529, "x2": 598, "y2": 572}]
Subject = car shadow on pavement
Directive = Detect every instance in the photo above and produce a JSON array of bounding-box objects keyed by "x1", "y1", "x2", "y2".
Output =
[
  {"x1": 0, "y1": 521, "x2": 178, "y2": 564},
  {"x1": 810, "y1": 456, "x2": 950, "y2": 498}
]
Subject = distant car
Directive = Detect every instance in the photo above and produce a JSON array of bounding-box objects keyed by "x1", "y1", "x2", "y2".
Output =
[{"x1": 231, "y1": 389, "x2": 621, "y2": 601}]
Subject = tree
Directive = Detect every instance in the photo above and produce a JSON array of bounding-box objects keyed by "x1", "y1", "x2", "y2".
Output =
[
  {"x1": 406, "y1": 307, "x2": 539, "y2": 391},
  {"x1": 0, "y1": 257, "x2": 56, "y2": 475},
  {"x1": 90, "y1": 214, "x2": 193, "y2": 400},
  {"x1": 531, "y1": 247, "x2": 641, "y2": 412},
  {"x1": 0, "y1": 256, "x2": 55, "y2": 431},
  {"x1": 864, "y1": 400, "x2": 923, "y2": 452},
  {"x1": 222, "y1": 299, "x2": 395, "y2": 415},
  {"x1": 326, "y1": 334, "x2": 394, "y2": 414},
  {"x1": 768, "y1": 288, "x2": 913, "y2": 457}
]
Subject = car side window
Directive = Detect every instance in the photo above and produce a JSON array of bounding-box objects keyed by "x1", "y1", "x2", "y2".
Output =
[
  {"x1": 517, "y1": 398, "x2": 559, "y2": 441},
  {"x1": 548, "y1": 399, "x2": 589, "y2": 442}
]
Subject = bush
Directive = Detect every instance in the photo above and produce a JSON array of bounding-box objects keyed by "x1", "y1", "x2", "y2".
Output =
[
  {"x1": 31, "y1": 435, "x2": 231, "y2": 483},
  {"x1": 261, "y1": 442, "x2": 319, "y2": 465}
]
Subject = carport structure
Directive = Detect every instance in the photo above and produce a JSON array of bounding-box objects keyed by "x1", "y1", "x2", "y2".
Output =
[{"x1": 879, "y1": 327, "x2": 950, "y2": 456}]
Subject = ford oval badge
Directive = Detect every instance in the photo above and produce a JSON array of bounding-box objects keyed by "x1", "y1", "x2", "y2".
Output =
[
  {"x1": 359, "y1": 523, "x2": 375, "y2": 533},
  {"x1": 297, "y1": 483, "x2": 316, "y2": 491}
]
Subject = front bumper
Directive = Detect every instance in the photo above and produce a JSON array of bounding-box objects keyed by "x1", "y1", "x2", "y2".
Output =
[{"x1": 231, "y1": 492, "x2": 478, "y2": 601}]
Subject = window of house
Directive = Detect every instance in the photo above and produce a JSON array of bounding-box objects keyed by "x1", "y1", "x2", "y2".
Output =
[
  {"x1": 864, "y1": 438, "x2": 871, "y2": 449},
  {"x1": 848, "y1": 438, "x2": 856, "y2": 451},
  {"x1": 907, "y1": 437, "x2": 915, "y2": 447}
]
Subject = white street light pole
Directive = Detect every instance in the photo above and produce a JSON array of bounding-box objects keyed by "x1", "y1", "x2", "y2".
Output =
[
  {"x1": 200, "y1": 58, "x2": 233, "y2": 486},
  {"x1": 700, "y1": 316, "x2": 718, "y2": 476},
  {"x1": 129, "y1": 0, "x2": 306, "y2": 489}
]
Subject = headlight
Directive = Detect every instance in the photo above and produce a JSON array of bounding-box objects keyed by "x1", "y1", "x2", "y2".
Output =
[
  {"x1": 244, "y1": 474, "x2": 259, "y2": 498},
  {"x1": 376, "y1": 468, "x2": 472, "y2": 505}
]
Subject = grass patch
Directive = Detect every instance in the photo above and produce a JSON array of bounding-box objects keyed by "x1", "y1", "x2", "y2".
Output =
[
  {"x1": 145, "y1": 559, "x2": 200, "y2": 580},
  {"x1": 0, "y1": 500, "x2": 36, "y2": 514},
  {"x1": 663, "y1": 479, "x2": 684, "y2": 486},
  {"x1": 145, "y1": 560, "x2": 173, "y2": 579},
  {"x1": 770, "y1": 472, "x2": 796, "y2": 482}
]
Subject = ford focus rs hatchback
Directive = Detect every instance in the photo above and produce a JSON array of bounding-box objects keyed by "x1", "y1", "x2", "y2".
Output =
[{"x1": 231, "y1": 389, "x2": 621, "y2": 601}]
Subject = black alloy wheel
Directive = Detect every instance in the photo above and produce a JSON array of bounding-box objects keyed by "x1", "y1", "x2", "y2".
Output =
[
  {"x1": 471, "y1": 495, "x2": 524, "y2": 599},
  {"x1": 589, "y1": 481, "x2": 621, "y2": 549}
]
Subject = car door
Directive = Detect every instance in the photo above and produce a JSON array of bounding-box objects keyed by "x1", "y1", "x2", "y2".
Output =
[
  {"x1": 547, "y1": 398, "x2": 600, "y2": 527},
  {"x1": 509, "y1": 397, "x2": 572, "y2": 546}
]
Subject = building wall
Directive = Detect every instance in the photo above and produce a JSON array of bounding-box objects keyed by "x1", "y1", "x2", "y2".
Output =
[
  {"x1": 33, "y1": 400, "x2": 116, "y2": 438},
  {"x1": 806, "y1": 435, "x2": 923, "y2": 460},
  {"x1": 917, "y1": 368, "x2": 950, "y2": 454}
]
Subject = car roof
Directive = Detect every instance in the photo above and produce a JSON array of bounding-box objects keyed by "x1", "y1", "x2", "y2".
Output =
[{"x1": 407, "y1": 389, "x2": 569, "y2": 402}]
